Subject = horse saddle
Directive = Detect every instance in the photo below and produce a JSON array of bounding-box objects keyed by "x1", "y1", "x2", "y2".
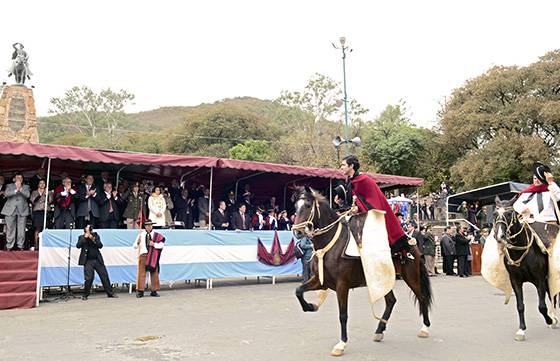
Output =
[{"x1": 527, "y1": 222, "x2": 559, "y2": 251}]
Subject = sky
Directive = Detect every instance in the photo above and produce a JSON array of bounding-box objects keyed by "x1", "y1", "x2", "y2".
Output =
[{"x1": 2, "y1": 0, "x2": 559, "y2": 128}]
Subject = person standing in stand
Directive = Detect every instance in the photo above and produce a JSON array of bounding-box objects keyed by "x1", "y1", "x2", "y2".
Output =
[
  {"x1": 148, "y1": 186, "x2": 167, "y2": 228},
  {"x1": 53, "y1": 177, "x2": 77, "y2": 229},
  {"x1": 96, "y1": 182, "x2": 123, "y2": 229},
  {"x1": 123, "y1": 182, "x2": 146, "y2": 229},
  {"x1": 1, "y1": 173, "x2": 30, "y2": 250},
  {"x1": 29, "y1": 179, "x2": 50, "y2": 249}
]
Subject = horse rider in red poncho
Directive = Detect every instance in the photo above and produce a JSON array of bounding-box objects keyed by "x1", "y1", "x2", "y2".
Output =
[{"x1": 337, "y1": 155, "x2": 415, "y2": 258}]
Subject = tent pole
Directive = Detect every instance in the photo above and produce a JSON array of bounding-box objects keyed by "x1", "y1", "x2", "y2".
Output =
[
  {"x1": 208, "y1": 166, "x2": 214, "y2": 230},
  {"x1": 416, "y1": 188, "x2": 420, "y2": 230},
  {"x1": 179, "y1": 167, "x2": 203, "y2": 188},
  {"x1": 329, "y1": 179, "x2": 333, "y2": 207},
  {"x1": 42, "y1": 158, "x2": 52, "y2": 231},
  {"x1": 234, "y1": 171, "x2": 267, "y2": 201},
  {"x1": 115, "y1": 166, "x2": 127, "y2": 189},
  {"x1": 445, "y1": 193, "x2": 449, "y2": 227}
]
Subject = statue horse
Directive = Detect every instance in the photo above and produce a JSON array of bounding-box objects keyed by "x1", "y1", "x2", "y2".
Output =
[
  {"x1": 293, "y1": 187, "x2": 432, "y2": 356},
  {"x1": 493, "y1": 196, "x2": 559, "y2": 341},
  {"x1": 11, "y1": 55, "x2": 27, "y2": 85}
]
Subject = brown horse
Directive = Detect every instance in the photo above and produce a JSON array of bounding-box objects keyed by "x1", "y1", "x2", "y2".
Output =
[{"x1": 293, "y1": 187, "x2": 432, "y2": 356}]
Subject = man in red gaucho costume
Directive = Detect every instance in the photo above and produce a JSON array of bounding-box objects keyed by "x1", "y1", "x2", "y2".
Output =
[{"x1": 339, "y1": 155, "x2": 414, "y2": 258}]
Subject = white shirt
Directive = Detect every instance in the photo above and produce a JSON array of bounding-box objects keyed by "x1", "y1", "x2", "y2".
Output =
[
  {"x1": 256, "y1": 213, "x2": 264, "y2": 230},
  {"x1": 513, "y1": 182, "x2": 560, "y2": 222},
  {"x1": 133, "y1": 230, "x2": 165, "y2": 255}
]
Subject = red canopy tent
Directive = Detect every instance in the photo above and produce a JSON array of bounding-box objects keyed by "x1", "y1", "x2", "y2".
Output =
[{"x1": 0, "y1": 141, "x2": 423, "y2": 227}]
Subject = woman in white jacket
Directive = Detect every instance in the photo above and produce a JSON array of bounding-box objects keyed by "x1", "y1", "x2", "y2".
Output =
[{"x1": 148, "y1": 186, "x2": 167, "y2": 228}]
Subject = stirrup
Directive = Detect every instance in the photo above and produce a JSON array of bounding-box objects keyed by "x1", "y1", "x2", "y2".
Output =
[{"x1": 406, "y1": 252, "x2": 415, "y2": 260}]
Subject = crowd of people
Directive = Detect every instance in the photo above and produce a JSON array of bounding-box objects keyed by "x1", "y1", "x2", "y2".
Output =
[{"x1": 0, "y1": 169, "x2": 297, "y2": 251}]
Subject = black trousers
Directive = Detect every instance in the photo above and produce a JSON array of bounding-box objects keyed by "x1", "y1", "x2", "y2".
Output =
[
  {"x1": 302, "y1": 260, "x2": 312, "y2": 283},
  {"x1": 99, "y1": 218, "x2": 118, "y2": 229},
  {"x1": 77, "y1": 215, "x2": 98, "y2": 229},
  {"x1": 55, "y1": 210, "x2": 75, "y2": 229},
  {"x1": 83, "y1": 259, "x2": 113, "y2": 297},
  {"x1": 457, "y1": 255, "x2": 468, "y2": 276},
  {"x1": 443, "y1": 254, "x2": 455, "y2": 275}
]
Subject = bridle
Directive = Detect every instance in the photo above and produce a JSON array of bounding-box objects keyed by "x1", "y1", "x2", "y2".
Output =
[
  {"x1": 493, "y1": 206, "x2": 535, "y2": 267},
  {"x1": 292, "y1": 196, "x2": 352, "y2": 285},
  {"x1": 292, "y1": 198, "x2": 351, "y2": 238}
]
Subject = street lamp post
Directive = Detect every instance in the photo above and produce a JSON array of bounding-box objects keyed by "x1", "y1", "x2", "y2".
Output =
[{"x1": 333, "y1": 37, "x2": 352, "y2": 155}]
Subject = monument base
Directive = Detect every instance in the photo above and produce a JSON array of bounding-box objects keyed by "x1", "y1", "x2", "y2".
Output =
[{"x1": 0, "y1": 85, "x2": 38, "y2": 143}]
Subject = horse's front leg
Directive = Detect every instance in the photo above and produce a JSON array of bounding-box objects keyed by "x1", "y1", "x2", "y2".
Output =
[
  {"x1": 295, "y1": 275, "x2": 326, "y2": 312},
  {"x1": 511, "y1": 279, "x2": 527, "y2": 341},
  {"x1": 331, "y1": 283, "x2": 350, "y2": 357},
  {"x1": 373, "y1": 290, "x2": 397, "y2": 342}
]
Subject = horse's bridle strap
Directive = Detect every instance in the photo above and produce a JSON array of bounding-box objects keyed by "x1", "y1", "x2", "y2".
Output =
[{"x1": 314, "y1": 222, "x2": 342, "y2": 285}]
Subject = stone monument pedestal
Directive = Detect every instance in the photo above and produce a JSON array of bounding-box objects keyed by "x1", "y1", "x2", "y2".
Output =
[{"x1": 0, "y1": 85, "x2": 38, "y2": 143}]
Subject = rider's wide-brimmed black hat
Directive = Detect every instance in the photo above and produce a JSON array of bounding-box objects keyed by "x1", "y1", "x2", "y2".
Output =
[
  {"x1": 143, "y1": 219, "x2": 155, "y2": 227},
  {"x1": 533, "y1": 162, "x2": 551, "y2": 183}
]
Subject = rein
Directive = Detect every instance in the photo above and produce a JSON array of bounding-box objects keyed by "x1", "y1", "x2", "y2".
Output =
[
  {"x1": 494, "y1": 207, "x2": 546, "y2": 267},
  {"x1": 292, "y1": 199, "x2": 351, "y2": 238},
  {"x1": 292, "y1": 199, "x2": 352, "y2": 285}
]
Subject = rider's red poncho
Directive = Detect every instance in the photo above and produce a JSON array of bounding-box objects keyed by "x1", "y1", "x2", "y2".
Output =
[{"x1": 350, "y1": 173, "x2": 406, "y2": 246}]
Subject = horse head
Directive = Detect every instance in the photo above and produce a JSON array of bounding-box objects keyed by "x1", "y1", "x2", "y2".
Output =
[
  {"x1": 493, "y1": 196, "x2": 519, "y2": 243},
  {"x1": 14, "y1": 53, "x2": 25, "y2": 66},
  {"x1": 292, "y1": 186, "x2": 335, "y2": 239}
]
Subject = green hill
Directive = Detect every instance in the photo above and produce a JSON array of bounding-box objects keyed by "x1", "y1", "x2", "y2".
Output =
[{"x1": 126, "y1": 97, "x2": 280, "y2": 131}]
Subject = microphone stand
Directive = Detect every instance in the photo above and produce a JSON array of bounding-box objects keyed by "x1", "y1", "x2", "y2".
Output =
[{"x1": 57, "y1": 221, "x2": 77, "y2": 301}]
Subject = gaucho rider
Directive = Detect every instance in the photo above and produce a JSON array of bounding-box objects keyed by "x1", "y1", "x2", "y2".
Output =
[
  {"x1": 338, "y1": 155, "x2": 415, "y2": 258},
  {"x1": 513, "y1": 162, "x2": 560, "y2": 227}
]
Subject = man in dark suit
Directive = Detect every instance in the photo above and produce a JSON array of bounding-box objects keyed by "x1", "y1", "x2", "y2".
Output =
[
  {"x1": 1, "y1": 173, "x2": 30, "y2": 250},
  {"x1": 53, "y1": 177, "x2": 77, "y2": 229},
  {"x1": 76, "y1": 224, "x2": 117, "y2": 300},
  {"x1": 440, "y1": 226, "x2": 457, "y2": 275},
  {"x1": 454, "y1": 225, "x2": 472, "y2": 277},
  {"x1": 96, "y1": 182, "x2": 124, "y2": 229},
  {"x1": 28, "y1": 168, "x2": 46, "y2": 191},
  {"x1": 211, "y1": 201, "x2": 229, "y2": 230},
  {"x1": 230, "y1": 203, "x2": 251, "y2": 231},
  {"x1": 76, "y1": 174, "x2": 100, "y2": 229}
]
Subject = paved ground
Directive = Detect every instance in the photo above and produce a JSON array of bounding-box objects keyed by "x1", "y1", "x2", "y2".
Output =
[{"x1": 0, "y1": 275, "x2": 558, "y2": 361}]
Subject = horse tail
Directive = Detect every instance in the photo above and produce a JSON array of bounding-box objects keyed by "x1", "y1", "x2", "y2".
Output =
[{"x1": 416, "y1": 260, "x2": 433, "y2": 314}]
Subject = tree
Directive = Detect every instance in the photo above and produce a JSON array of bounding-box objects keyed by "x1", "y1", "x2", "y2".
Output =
[
  {"x1": 48, "y1": 86, "x2": 135, "y2": 141},
  {"x1": 167, "y1": 103, "x2": 279, "y2": 157},
  {"x1": 229, "y1": 140, "x2": 273, "y2": 161},
  {"x1": 274, "y1": 73, "x2": 368, "y2": 167},
  {"x1": 361, "y1": 103, "x2": 430, "y2": 177},
  {"x1": 438, "y1": 50, "x2": 560, "y2": 189}
]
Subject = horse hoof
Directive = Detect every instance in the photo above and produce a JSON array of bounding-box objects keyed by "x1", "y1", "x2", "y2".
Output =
[
  {"x1": 330, "y1": 348, "x2": 344, "y2": 357},
  {"x1": 417, "y1": 325, "x2": 430, "y2": 338},
  {"x1": 311, "y1": 303, "x2": 319, "y2": 312},
  {"x1": 373, "y1": 333, "x2": 384, "y2": 342},
  {"x1": 330, "y1": 341, "x2": 346, "y2": 357},
  {"x1": 514, "y1": 330, "x2": 526, "y2": 341},
  {"x1": 549, "y1": 316, "x2": 558, "y2": 329}
]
